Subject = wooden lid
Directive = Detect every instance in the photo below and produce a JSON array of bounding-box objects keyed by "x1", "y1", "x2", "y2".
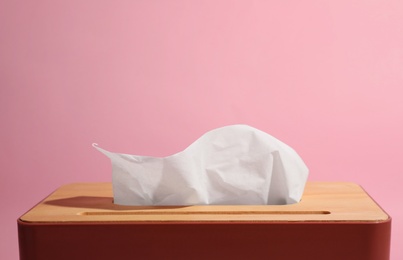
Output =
[{"x1": 19, "y1": 182, "x2": 389, "y2": 223}]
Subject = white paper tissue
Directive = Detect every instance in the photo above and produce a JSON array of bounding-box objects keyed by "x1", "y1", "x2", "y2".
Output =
[{"x1": 93, "y1": 125, "x2": 308, "y2": 206}]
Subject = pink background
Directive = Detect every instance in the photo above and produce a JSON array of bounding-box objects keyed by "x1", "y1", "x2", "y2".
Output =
[{"x1": 1, "y1": 1, "x2": 402, "y2": 259}]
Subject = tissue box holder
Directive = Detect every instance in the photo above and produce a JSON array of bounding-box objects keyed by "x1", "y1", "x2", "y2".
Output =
[{"x1": 18, "y1": 182, "x2": 391, "y2": 260}]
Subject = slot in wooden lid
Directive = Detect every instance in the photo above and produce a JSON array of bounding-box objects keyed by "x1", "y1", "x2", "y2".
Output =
[{"x1": 19, "y1": 182, "x2": 389, "y2": 223}]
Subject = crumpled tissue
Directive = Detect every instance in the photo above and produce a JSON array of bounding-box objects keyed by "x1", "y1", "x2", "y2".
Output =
[{"x1": 93, "y1": 125, "x2": 308, "y2": 206}]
